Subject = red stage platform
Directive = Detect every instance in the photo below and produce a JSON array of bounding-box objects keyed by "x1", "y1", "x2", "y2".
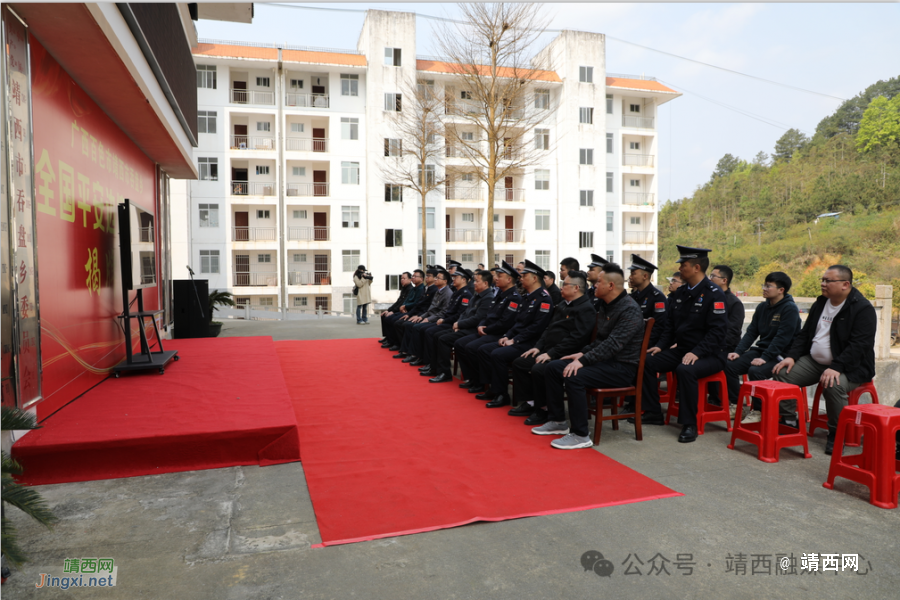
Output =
[{"x1": 13, "y1": 337, "x2": 301, "y2": 485}]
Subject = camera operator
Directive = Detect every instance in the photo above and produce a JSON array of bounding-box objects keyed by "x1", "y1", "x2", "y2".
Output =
[{"x1": 353, "y1": 265, "x2": 374, "y2": 325}]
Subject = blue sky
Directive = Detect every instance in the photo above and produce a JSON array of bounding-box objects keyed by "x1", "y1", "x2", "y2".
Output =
[{"x1": 198, "y1": 2, "x2": 900, "y2": 203}]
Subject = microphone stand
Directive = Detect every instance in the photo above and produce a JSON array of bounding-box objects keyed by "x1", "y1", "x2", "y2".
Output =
[{"x1": 187, "y1": 265, "x2": 205, "y2": 320}]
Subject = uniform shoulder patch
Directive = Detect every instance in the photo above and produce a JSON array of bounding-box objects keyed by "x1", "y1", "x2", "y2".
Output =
[
  {"x1": 508, "y1": 301, "x2": 519, "y2": 311},
  {"x1": 540, "y1": 302, "x2": 551, "y2": 312},
  {"x1": 462, "y1": 298, "x2": 470, "y2": 304},
  {"x1": 713, "y1": 301, "x2": 726, "y2": 314},
  {"x1": 654, "y1": 302, "x2": 666, "y2": 313}
]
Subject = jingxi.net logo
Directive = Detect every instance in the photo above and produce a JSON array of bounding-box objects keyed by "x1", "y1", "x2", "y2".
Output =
[{"x1": 35, "y1": 558, "x2": 118, "y2": 589}]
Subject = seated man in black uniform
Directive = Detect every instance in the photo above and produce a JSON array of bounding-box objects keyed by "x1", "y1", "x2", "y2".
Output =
[
  {"x1": 455, "y1": 262, "x2": 522, "y2": 393},
  {"x1": 475, "y1": 259, "x2": 556, "y2": 408},
  {"x1": 624, "y1": 254, "x2": 668, "y2": 413},
  {"x1": 379, "y1": 271, "x2": 412, "y2": 344},
  {"x1": 399, "y1": 268, "x2": 454, "y2": 363},
  {"x1": 509, "y1": 269, "x2": 595, "y2": 424},
  {"x1": 425, "y1": 269, "x2": 495, "y2": 382},
  {"x1": 409, "y1": 268, "x2": 473, "y2": 369},
  {"x1": 543, "y1": 271, "x2": 562, "y2": 305},
  {"x1": 586, "y1": 254, "x2": 608, "y2": 312},
  {"x1": 383, "y1": 269, "x2": 424, "y2": 349},
  {"x1": 639, "y1": 246, "x2": 728, "y2": 443},
  {"x1": 706, "y1": 264, "x2": 746, "y2": 407},
  {"x1": 391, "y1": 267, "x2": 438, "y2": 357}
]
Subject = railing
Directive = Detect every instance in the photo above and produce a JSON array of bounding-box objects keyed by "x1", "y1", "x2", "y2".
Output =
[
  {"x1": 623, "y1": 231, "x2": 655, "y2": 245},
  {"x1": 231, "y1": 135, "x2": 275, "y2": 150},
  {"x1": 288, "y1": 226, "x2": 329, "y2": 241},
  {"x1": 622, "y1": 116, "x2": 655, "y2": 129},
  {"x1": 445, "y1": 145, "x2": 468, "y2": 158},
  {"x1": 285, "y1": 137, "x2": 329, "y2": 152},
  {"x1": 285, "y1": 93, "x2": 330, "y2": 108},
  {"x1": 445, "y1": 99, "x2": 481, "y2": 116},
  {"x1": 288, "y1": 270, "x2": 331, "y2": 285},
  {"x1": 286, "y1": 182, "x2": 329, "y2": 197},
  {"x1": 231, "y1": 89, "x2": 275, "y2": 105},
  {"x1": 495, "y1": 187, "x2": 525, "y2": 202},
  {"x1": 623, "y1": 154, "x2": 655, "y2": 167},
  {"x1": 232, "y1": 227, "x2": 276, "y2": 242},
  {"x1": 445, "y1": 187, "x2": 482, "y2": 201},
  {"x1": 493, "y1": 229, "x2": 526, "y2": 243},
  {"x1": 233, "y1": 267, "x2": 278, "y2": 287},
  {"x1": 623, "y1": 192, "x2": 656, "y2": 206},
  {"x1": 446, "y1": 228, "x2": 484, "y2": 243},
  {"x1": 231, "y1": 181, "x2": 276, "y2": 196}
]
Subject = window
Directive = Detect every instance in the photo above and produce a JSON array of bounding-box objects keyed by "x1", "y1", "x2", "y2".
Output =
[
  {"x1": 607, "y1": 133, "x2": 614, "y2": 154},
  {"x1": 291, "y1": 123, "x2": 305, "y2": 133},
  {"x1": 418, "y1": 249, "x2": 436, "y2": 267},
  {"x1": 385, "y1": 229, "x2": 403, "y2": 247},
  {"x1": 606, "y1": 250, "x2": 614, "y2": 263},
  {"x1": 198, "y1": 157, "x2": 218, "y2": 181},
  {"x1": 256, "y1": 165, "x2": 270, "y2": 176},
  {"x1": 256, "y1": 77, "x2": 270, "y2": 87},
  {"x1": 606, "y1": 211, "x2": 614, "y2": 232},
  {"x1": 342, "y1": 161, "x2": 360, "y2": 185},
  {"x1": 257, "y1": 122, "x2": 271, "y2": 132},
  {"x1": 341, "y1": 73, "x2": 358, "y2": 96},
  {"x1": 384, "y1": 93, "x2": 402, "y2": 112},
  {"x1": 290, "y1": 79, "x2": 303, "y2": 89},
  {"x1": 198, "y1": 110, "x2": 217, "y2": 134},
  {"x1": 293, "y1": 253, "x2": 307, "y2": 262},
  {"x1": 494, "y1": 214, "x2": 500, "y2": 223},
  {"x1": 200, "y1": 249, "x2": 219, "y2": 273},
  {"x1": 534, "y1": 89, "x2": 550, "y2": 110},
  {"x1": 535, "y1": 250, "x2": 550, "y2": 271},
  {"x1": 580, "y1": 190, "x2": 594, "y2": 207},
  {"x1": 294, "y1": 297, "x2": 308, "y2": 307},
  {"x1": 199, "y1": 203, "x2": 218, "y2": 227},
  {"x1": 606, "y1": 94, "x2": 613, "y2": 114},
  {"x1": 630, "y1": 179, "x2": 641, "y2": 187},
  {"x1": 579, "y1": 232, "x2": 594, "y2": 248},
  {"x1": 257, "y1": 210, "x2": 270, "y2": 219},
  {"x1": 535, "y1": 209, "x2": 550, "y2": 231},
  {"x1": 418, "y1": 164, "x2": 436, "y2": 187},
  {"x1": 630, "y1": 104, "x2": 641, "y2": 113},
  {"x1": 606, "y1": 172, "x2": 614, "y2": 193},
  {"x1": 385, "y1": 274, "x2": 400, "y2": 291},
  {"x1": 418, "y1": 207, "x2": 435, "y2": 229},
  {"x1": 630, "y1": 142, "x2": 641, "y2": 150},
  {"x1": 292, "y1": 166, "x2": 306, "y2": 177},
  {"x1": 384, "y1": 47, "x2": 402, "y2": 67},
  {"x1": 461, "y1": 213, "x2": 474, "y2": 222},
  {"x1": 534, "y1": 169, "x2": 550, "y2": 190},
  {"x1": 341, "y1": 117, "x2": 359, "y2": 140},
  {"x1": 417, "y1": 79, "x2": 435, "y2": 96},
  {"x1": 316, "y1": 296, "x2": 330, "y2": 310},
  {"x1": 579, "y1": 107, "x2": 593, "y2": 124},
  {"x1": 342, "y1": 250, "x2": 360, "y2": 272},
  {"x1": 385, "y1": 184, "x2": 403, "y2": 202},
  {"x1": 235, "y1": 297, "x2": 250, "y2": 307},
  {"x1": 579, "y1": 149, "x2": 594, "y2": 165},
  {"x1": 459, "y1": 253, "x2": 473, "y2": 262},
  {"x1": 461, "y1": 172, "x2": 475, "y2": 183},
  {"x1": 258, "y1": 297, "x2": 274, "y2": 307},
  {"x1": 534, "y1": 128, "x2": 549, "y2": 150},
  {"x1": 461, "y1": 131, "x2": 474, "y2": 141},
  {"x1": 630, "y1": 216, "x2": 642, "y2": 225},
  {"x1": 258, "y1": 254, "x2": 271, "y2": 263},
  {"x1": 342, "y1": 206, "x2": 359, "y2": 228},
  {"x1": 293, "y1": 210, "x2": 307, "y2": 219},
  {"x1": 579, "y1": 66, "x2": 593, "y2": 83},
  {"x1": 197, "y1": 65, "x2": 217, "y2": 89},
  {"x1": 384, "y1": 138, "x2": 402, "y2": 157},
  {"x1": 460, "y1": 90, "x2": 472, "y2": 100}
]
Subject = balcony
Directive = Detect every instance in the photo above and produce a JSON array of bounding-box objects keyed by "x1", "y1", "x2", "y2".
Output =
[
  {"x1": 623, "y1": 231, "x2": 655, "y2": 245},
  {"x1": 285, "y1": 92, "x2": 330, "y2": 108},
  {"x1": 622, "y1": 116, "x2": 655, "y2": 129},
  {"x1": 288, "y1": 226, "x2": 330, "y2": 241},
  {"x1": 495, "y1": 187, "x2": 525, "y2": 202},
  {"x1": 445, "y1": 145, "x2": 468, "y2": 158},
  {"x1": 286, "y1": 137, "x2": 329, "y2": 152},
  {"x1": 231, "y1": 135, "x2": 275, "y2": 150},
  {"x1": 446, "y1": 228, "x2": 484, "y2": 243},
  {"x1": 286, "y1": 182, "x2": 329, "y2": 197},
  {"x1": 231, "y1": 89, "x2": 275, "y2": 105},
  {"x1": 493, "y1": 229, "x2": 526, "y2": 243},
  {"x1": 288, "y1": 270, "x2": 331, "y2": 285},
  {"x1": 623, "y1": 192, "x2": 655, "y2": 206},
  {"x1": 231, "y1": 181, "x2": 276, "y2": 196},
  {"x1": 445, "y1": 99, "x2": 480, "y2": 116},
  {"x1": 445, "y1": 187, "x2": 482, "y2": 201},
  {"x1": 623, "y1": 154, "x2": 655, "y2": 167},
  {"x1": 233, "y1": 266, "x2": 278, "y2": 287},
  {"x1": 232, "y1": 227, "x2": 276, "y2": 242}
]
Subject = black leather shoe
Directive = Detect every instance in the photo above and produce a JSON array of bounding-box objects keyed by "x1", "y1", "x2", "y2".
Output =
[
  {"x1": 381, "y1": 342, "x2": 393, "y2": 348},
  {"x1": 486, "y1": 394, "x2": 511, "y2": 408},
  {"x1": 524, "y1": 410, "x2": 549, "y2": 426},
  {"x1": 468, "y1": 385, "x2": 485, "y2": 394},
  {"x1": 389, "y1": 345, "x2": 400, "y2": 352},
  {"x1": 678, "y1": 425, "x2": 698, "y2": 443},
  {"x1": 458, "y1": 380, "x2": 473, "y2": 389},
  {"x1": 409, "y1": 358, "x2": 426, "y2": 366},
  {"x1": 475, "y1": 391, "x2": 496, "y2": 400},
  {"x1": 825, "y1": 433, "x2": 835, "y2": 455},
  {"x1": 419, "y1": 369, "x2": 435, "y2": 377},
  {"x1": 429, "y1": 373, "x2": 454, "y2": 383},
  {"x1": 377, "y1": 338, "x2": 386, "y2": 344},
  {"x1": 628, "y1": 413, "x2": 665, "y2": 426},
  {"x1": 508, "y1": 403, "x2": 533, "y2": 417},
  {"x1": 401, "y1": 355, "x2": 417, "y2": 363}
]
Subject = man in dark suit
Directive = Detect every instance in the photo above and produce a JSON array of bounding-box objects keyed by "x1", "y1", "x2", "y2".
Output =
[
  {"x1": 379, "y1": 271, "x2": 412, "y2": 345},
  {"x1": 382, "y1": 269, "x2": 424, "y2": 350},
  {"x1": 409, "y1": 269, "x2": 473, "y2": 368},
  {"x1": 543, "y1": 271, "x2": 562, "y2": 306},
  {"x1": 391, "y1": 267, "x2": 439, "y2": 357}
]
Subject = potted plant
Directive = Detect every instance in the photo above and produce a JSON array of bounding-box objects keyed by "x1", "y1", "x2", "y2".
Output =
[
  {"x1": 207, "y1": 290, "x2": 235, "y2": 337},
  {"x1": 2, "y1": 405, "x2": 58, "y2": 577}
]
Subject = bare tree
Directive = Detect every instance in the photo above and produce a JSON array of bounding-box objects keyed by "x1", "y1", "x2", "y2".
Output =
[
  {"x1": 379, "y1": 80, "x2": 448, "y2": 266},
  {"x1": 434, "y1": 2, "x2": 554, "y2": 265}
]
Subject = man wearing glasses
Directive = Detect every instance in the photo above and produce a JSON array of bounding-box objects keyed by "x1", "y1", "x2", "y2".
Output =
[{"x1": 772, "y1": 265, "x2": 877, "y2": 455}]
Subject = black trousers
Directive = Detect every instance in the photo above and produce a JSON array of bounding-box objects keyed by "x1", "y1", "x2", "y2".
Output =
[
  {"x1": 383, "y1": 313, "x2": 409, "y2": 346},
  {"x1": 434, "y1": 329, "x2": 473, "y2": 375},
  {"x1": 723, "y1": 349, "x2": 786, "y2": 413},
  {"x1": 403, "y1": 320, "x2": 437, "y2": 356},
  {"x1": 641, "y1": 348, "x2": 726, "y2": 426},
  {"x1": 420, "y1": 323, "x2": 451, "y2": 365},
  {"x1": 480, "y1": 342, "x2": 534, "y2": 395},
  {"x1": 512, "y1": 355, "x2": 553, "y2": 408},
  {"x1": 456, "y1": 334, "x2": 500, "y2": 383},
  {"x1": 393, "y1": 316, "x2": 420, "y2": 349},
  {"x1": 544, "y1": 359, "x2": 637, "y2": 437}
]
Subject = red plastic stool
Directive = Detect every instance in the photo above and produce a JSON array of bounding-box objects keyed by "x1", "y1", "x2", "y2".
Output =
[
  {"x1": 728, "y1": 380, "x2": 812, "y2": 463},
  {"x1": 658, "y1": 372, "x2": 675, "y2": 407},
  {"x1": 823, "y1": 404, "x2": 900, "y2": 509},
  {"x1": 808, "y1": 381, "x2": 880, "y2": 447},
  {"x1": 663, "y1": 371, "x2": 732, "y2": 434}
]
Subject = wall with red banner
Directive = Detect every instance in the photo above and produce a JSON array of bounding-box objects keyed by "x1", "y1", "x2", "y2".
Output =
[{"x1": 30, "y1": 37, "x2": 159, "y2": 419}]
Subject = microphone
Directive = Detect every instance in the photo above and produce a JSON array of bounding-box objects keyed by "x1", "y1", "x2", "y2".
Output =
[{"x1": 186, "y1": 265, "x2": 195, "y2": 276}]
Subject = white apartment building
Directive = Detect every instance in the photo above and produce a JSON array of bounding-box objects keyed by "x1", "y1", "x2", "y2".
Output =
[{"x1": 173, "y1": 10, "x2": 680, "y2": 313}]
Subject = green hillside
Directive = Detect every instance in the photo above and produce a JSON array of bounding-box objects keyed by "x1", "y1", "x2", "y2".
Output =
[{"x1": 659, "y1": 76, "x2": 900, "y2": 311}]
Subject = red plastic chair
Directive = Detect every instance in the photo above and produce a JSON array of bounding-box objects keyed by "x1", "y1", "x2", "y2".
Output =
[
  {"x1": 728, "y1": 380, "x2": 811, "y2": 463},
  {"x1": 808, "y1": 381, "x2": 880, "y2": 447},
  {"x1": 664, "y1": 371, "x2": 732, "y2": 434}
]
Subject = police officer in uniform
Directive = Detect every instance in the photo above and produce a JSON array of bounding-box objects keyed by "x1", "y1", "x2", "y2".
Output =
[
  {"x1": 392, "y1": 267, "x2": 439, "y2": 357},
  {"x1": 639, "y1": 246, "x2": 728, "y2": 443},
  {"x1": 586, "y1": 254, "x2": 609, "y2": 312},
  {"x1": 410, "y1": 268, "x2": 474, "y2": 368},
  {"x1": 627, "y1": 254, "x2": 667, "y2": 348}
]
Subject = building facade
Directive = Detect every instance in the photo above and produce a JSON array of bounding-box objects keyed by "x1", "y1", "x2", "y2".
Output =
[{"x1": 176, "y1": 10, "x2": 680, "y2": 313}]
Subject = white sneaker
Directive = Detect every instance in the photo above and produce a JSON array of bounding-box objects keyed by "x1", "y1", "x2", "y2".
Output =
[
  {"x1": 741, "y1": 410, "x2": 761, "y2": 424},
  {"x1": 531, "y1": 421, "x2": 570, "y2": 436},
  {"x1": 551, "y1": 433, "x2": 593, "y2": 449}
]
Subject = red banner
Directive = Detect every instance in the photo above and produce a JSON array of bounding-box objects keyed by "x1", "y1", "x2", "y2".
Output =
[{"x1": 30, "y1": 37, "x2": 158, "y2": 417}]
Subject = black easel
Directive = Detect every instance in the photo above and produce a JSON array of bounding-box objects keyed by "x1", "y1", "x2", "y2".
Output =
[{"x1": 112, "y1": 289, "x2": 179, "y2": 377}]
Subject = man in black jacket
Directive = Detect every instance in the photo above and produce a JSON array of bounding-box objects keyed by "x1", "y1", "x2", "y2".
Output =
[
  {"x1": 408, "y1": 269, "x2": 474, "y2": 367},
  {"x1": 391, "y1": 267, "x2": 438, "y2": 357},
  {"x1": 773, "y1": 265, "x2": 877, "y2": 455},
  {"x1": 543, "y1": 271, "x2": 562, "y2": 305},
  {"x1": 728, "y1": 271, "x2": 801, "y2": 421},
  {"x1": 379, "y1": 271, "x2": 412, "y2": 344},
  {"x1": 509, "y1": 270, "x2": 596, "y2": 425}
]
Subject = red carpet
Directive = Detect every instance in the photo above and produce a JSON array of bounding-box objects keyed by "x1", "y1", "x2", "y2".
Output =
[
  {"x1": 276, "y1": 339, "x2": 681, "y2": 547},
  {"x1": 13, "y1": 337, "x2": 300, "y2": 485}
]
